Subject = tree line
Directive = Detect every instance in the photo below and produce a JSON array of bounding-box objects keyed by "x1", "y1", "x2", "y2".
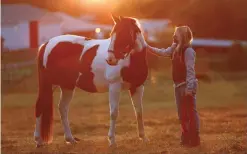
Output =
[{"x1": 115, "y1": 0, "x2": 247, "y2": 40}]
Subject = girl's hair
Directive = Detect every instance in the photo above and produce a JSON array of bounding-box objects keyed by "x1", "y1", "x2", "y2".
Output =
[
  {"x1": 175, "y1": 26, "x2": 193, "y2": 47},
  {"x1": 172, "y1": 26, "x2": 193, "y2": 61}
]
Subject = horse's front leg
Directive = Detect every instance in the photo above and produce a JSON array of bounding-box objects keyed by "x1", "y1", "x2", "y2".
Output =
[
  {"x1": 108, "y1": 82, "x2": 121, "y2": 147},
  {"x1": 129, "y1": 85, "x2": 149, "y2": 142},
  {"x1": 59, "y1": 88, "x2": 80, "y2": 144}
]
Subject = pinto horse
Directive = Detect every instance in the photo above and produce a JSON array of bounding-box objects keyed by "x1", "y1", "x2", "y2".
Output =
[{"x1": 34, "y1": 15, "x2": 149, "y2": 147}]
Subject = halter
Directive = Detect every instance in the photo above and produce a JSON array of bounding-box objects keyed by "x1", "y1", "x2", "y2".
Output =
[
  {"x1": 108, "y1": 30, "x2": 136, "y2": 60},
  {"x1": 108, "y1": 43, "x2": 134, "y2": 60},
  {"x1": 108, "y1": 16, "x2": 141, "y2": 61}
]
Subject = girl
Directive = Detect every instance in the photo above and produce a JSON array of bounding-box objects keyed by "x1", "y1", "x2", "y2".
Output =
[{"x1": 147, "y1": 26, "x2": 200, "y2": 147}]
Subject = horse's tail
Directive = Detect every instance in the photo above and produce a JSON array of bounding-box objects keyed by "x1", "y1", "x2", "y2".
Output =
[{"x1": 35, "y1": 42, "x2": 54, "y2": 143}]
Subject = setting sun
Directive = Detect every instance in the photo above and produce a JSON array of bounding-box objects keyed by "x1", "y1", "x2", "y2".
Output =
[
  {"x1": 91, "y1": 0, "x2": 102, "y2": 2},
  {"x1": 95, "y1": 28, "x2": 101, "y2": 33},
  {"x1": 80, "y1": 0, "x2": 118, "y2": 13},
  {"x1": 84, "y1": 0, "x2": 105, "y2": 4}
]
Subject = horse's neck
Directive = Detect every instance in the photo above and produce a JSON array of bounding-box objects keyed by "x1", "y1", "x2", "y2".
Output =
[
  {"x1": 135, "y1": 33, "x2": 147, "y2": 52},
  {"x1": 122, "y1": 33, "x2": 148, "y2": 87},
  {"x1": 130, "y1": 33, "x2": 147, "y2": 62}
]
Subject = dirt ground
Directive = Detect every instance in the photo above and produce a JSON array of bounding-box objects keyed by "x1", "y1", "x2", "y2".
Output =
[
  {"x1": 1, "y1": 71, "x2": 247, "y2": 154},
  {"x1": 2, "y1": 104, "x2": 247, "y2": 154}
]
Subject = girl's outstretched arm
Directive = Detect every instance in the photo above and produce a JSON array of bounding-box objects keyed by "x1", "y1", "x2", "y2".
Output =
[{"x1": 146, "y1": 43, "x2": 177, "y2": 57}]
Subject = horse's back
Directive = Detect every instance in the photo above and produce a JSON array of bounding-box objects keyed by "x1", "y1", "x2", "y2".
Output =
[
  {"x1": 38, "y1": 34, "x2": 111, "y2": 92},
  {"x1": 77, "y1": 38, "x2": 112, "y2": 92},
  {"x1": 42, "y1": 35, "x2": 86, "y2": 67}
]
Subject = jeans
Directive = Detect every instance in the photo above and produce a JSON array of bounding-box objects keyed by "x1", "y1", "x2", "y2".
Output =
[{"x1": 174, "y1": 85, "x2": 200, "y2": 134}]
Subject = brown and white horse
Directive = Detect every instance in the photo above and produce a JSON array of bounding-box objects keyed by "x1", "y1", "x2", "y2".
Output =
[{"x1": 34, "y1": 15, "x2": 149, "y2": 147}]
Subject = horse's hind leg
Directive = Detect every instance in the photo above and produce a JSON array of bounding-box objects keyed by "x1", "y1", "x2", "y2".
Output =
[
  {"x1": 59, "y1": 87, "x2": 79, "y2": 144},
  {"x1": 34, "y1": 116, "x2": 43, "y2": 147},
  {"x1": 129, "y1": 85, "x2": 149, "y2": 142}
]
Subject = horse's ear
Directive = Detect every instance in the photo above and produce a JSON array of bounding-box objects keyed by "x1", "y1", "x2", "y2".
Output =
[
  {"x1": 111, "y1": 14, "x2": 120, "y2": 24},
  {"x1": 119, "y1": 16, "x2": 124, "y2": 20}
]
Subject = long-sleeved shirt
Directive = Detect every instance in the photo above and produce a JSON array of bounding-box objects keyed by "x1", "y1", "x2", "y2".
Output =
[
  {"x1": 147, "y1": 45, "x2": 197, "y2": 92},
  {"x1": 183, "y1": 47, "x2": 197, "y2": 92},
  {"x1": 147, "y1": 43, "x2": 177, "y2": 57}
]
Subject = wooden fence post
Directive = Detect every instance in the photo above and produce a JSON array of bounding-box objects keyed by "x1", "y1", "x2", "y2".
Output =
[{"x1": 29, "y1": 21, "x2": 39, "y2": 49}]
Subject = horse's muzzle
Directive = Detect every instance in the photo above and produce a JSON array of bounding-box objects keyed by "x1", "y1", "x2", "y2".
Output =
[
  {"x1": 106, "y1": 59, "x2": 118, "y2": 66},
  {"x1": 106, "y1": 50, "x2": 119, "y2": 66}
]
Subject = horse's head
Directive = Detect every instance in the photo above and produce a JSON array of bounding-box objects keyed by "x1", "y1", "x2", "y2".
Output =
[{"x1": 106, "y1": 14, "x2": 144, "y2": 66}]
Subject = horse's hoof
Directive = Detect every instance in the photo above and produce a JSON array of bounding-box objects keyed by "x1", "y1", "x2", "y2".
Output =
[
  {"x1": 108, "y1": 136, "x2": 117, "y2": 148},
  {"x1": 74, "y1": 137, "x2": 80, "y2": 142},
  {"x1": 109, "y1": 142, "x2": 117, "y2": 149},
  {"x1": 35, "y1": 136, "x2": 44, "y2": 148},
  {"x1": 36, "y1": 143, "x2": 44, "y2": 148},
  {"x1": 66, "y1": 140, "x2": 77, "y2": 145},
  {"x1": 65, "y1": 137, "x2": 78, "y2": 145},
  {"x1": 140, "y1": 136, "x2": 149, "y2": 143}
]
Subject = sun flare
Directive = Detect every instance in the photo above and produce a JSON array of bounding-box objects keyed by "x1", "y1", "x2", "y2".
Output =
[
  {"x1": 95, "y1": 28, "x2": 101, "y2": 33},
  {"x1": 84, "y1": 0, "x2": 105, "y2": 4}
]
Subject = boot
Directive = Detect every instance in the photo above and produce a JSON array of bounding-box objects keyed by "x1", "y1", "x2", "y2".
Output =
[
  {"x1": 189, "y1": 131, "x2": 200, "y2": 147},
  {"x1": 180, "y1": 131, "x2": 190, "y2": 146}
]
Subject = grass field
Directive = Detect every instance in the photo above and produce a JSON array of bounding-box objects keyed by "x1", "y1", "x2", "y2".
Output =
[{"x1": 1, "y1": 68, "x2": 247, "y2": 154}]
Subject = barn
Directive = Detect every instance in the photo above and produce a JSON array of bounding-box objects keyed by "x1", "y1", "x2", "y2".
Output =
[{"x1": 1, "y1": 4, "x2": 112, "y2": 51}]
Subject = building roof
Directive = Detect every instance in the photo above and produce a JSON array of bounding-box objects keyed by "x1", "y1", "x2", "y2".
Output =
[
  {"x1": 138, "y1": 19, "x2": 171, "y2": 32},
  {"x1": 192, "y1": 38, "x2": 247, "y2": 48},
  {"x1": 1, "y1": 4, "x2": 62, "y2": 25},
  {"x1": 1, "y1": 4, "x2": 112, "y2": 31},
  {"x1": 56, "y1": 12, "x2": 112, "y2": 32}
]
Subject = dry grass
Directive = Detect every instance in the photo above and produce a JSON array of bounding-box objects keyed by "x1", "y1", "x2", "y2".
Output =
[{"x1": 1, "y1": 71, "x2": 247, "y2": 154}]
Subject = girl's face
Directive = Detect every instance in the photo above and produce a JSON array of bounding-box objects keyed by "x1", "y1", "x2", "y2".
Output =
[{"x1": 173, "y1": 30, "x2": 182, "y2": 44}]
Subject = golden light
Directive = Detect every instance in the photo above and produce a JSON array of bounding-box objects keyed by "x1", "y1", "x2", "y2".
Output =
[
  {"x1": 91, "y1": 0, "x2": 102, "y2": 2},
  {"x1": 82, "y1": 0, "x2": 116, "y2": 12},
  {"x1": 95, "y1": 28, "x2": 101, "y2": 33},
  {"x1": 84, "y1": 0, "x2": 105, "y2": 4},
  {"x1": 151, "y1": 75, "x2": 157, "y2": 84}
]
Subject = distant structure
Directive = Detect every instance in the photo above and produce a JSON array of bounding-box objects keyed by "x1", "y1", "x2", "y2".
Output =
[
  {"x1": 1, "y1": 4, "x2": 112, "y2": 50},
  {"x1": 138, "y1": 18, "x2": 172, "y2": 43},
  {"x1": 2, "y1": 4, "x2": 63, "y2": 50},
  {"x1": 2, "y1": 4, "x2": 246, "y2": 50}
]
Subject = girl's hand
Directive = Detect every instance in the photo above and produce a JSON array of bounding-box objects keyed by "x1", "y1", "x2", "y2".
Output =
[
  {"x1": 185, "y1": 88, "x2": 193, "y2": 96},
  {"x1": 171, "y1": 43, "x2": 178, "y2": 53},
  {"x1": 171, "y1": 43, "x2": 177, "y2": 48},
  {"x1": 146, "y1": 45, "x2": 152, "y2": 52}
]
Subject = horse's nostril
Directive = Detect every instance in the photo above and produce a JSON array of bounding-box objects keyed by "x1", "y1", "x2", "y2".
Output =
[{"x1": 106, "y1": 59, "x2": 113, "y2": 64}]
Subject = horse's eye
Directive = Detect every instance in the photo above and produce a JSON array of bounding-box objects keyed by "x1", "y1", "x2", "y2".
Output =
[{"x1": 121, "y1": 51, "x2": 127, "y2": 54}]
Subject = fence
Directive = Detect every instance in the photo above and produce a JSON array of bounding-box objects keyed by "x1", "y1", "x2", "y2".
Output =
[
  {"x1": 1, "y1": 48, "x2": 37, "y2": 92},
  {"x1": 1, "y1": 40, "x2": 247, "y2": 93}
]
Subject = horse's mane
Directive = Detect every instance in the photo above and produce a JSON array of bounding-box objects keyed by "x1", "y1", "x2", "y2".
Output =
[{"x1": 110, "y1": 17, "x2": 142, "y2": 36}]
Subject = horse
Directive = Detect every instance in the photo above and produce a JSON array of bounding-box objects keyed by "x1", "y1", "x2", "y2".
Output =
[{"x1": 34, "y1": 14, "x2": 149, "y2": 148}]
